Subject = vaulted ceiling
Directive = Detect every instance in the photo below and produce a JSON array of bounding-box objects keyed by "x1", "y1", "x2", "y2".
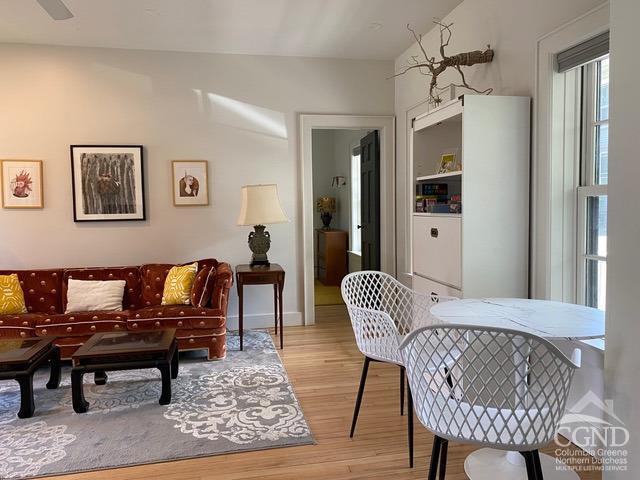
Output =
[{"x1": 0, "y1": 0, "x2": 462, "y2": 60}]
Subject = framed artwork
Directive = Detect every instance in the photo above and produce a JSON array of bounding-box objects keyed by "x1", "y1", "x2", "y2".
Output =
[
  {"x1": 437, "y1": 148, "x2": 461, "y2": 174},
  {"x1": 1, "y1": 160, "x2": 44, "y2": 209},
  {"x1": 70, "y1": 145, "x2": 145, "y2": 222},
  {"x1": 172, "y1": 160, "x2": 209, "y2": 206}
]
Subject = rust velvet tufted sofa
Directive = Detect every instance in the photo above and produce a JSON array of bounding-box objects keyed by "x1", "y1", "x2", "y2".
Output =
[{"x1": 0, "y1": 258, "x2": 232, "y2": 360}]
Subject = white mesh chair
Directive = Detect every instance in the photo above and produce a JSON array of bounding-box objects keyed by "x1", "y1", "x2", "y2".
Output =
[
  {"x1": 400, "y1": 324, "x2": 581, "y2": 480},
  {"x1": 341, "y1": 271, "x2": 457, "y2": 468}
]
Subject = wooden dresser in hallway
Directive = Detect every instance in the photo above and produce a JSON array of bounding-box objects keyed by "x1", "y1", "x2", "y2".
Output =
[{"x1": 315, "y1": 228, "x2": 348, "y2": 286}]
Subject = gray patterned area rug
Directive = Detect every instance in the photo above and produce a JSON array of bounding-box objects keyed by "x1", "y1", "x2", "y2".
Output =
[{"x1": 0, "y1": 331, "x2": 314, "y2": 479}]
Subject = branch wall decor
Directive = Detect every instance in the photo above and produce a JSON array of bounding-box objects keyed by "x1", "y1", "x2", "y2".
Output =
[{"x1": 394, "y1": 20, "x2": 494, "y2": 106}]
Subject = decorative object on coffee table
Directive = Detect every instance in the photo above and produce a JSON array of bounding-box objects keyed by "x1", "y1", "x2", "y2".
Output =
[
  {"x1": 236, "y1": 264, "x2": 285, "y2": 350},
  {"x1": 70, "y1": 145, "x2": 145, "y2": 221},
  {"x1": 237, "y1": 184, "x2": 289, "y2": 266},
  {"x1": 0, "y1": 337, "x2": 60, "y2": 418},
  {"x1": 1, "y1": 159, "x2": 44, "y2": 209},
  {"x1": 70, "y1": 329, "x2": 178, "y2": 413},
  {"x1": 316, "y1": 196, "x2": 336, "y2": 230}
]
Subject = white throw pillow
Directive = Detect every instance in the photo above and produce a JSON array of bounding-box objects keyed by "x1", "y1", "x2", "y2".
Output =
[{"x1": 65, "y1": 279, "x2": 126, "y2": 313}]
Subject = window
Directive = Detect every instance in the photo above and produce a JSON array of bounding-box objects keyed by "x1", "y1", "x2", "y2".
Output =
[
  {"x1": 577, "y1": 56, "x2": 609, "y2": 310},
  {"x1": 350, "y1": 147, "x2": 361, "y2": 254}
]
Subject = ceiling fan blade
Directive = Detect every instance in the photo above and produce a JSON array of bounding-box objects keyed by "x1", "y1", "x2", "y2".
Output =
[{"x1": 36, "y1": 0, "x2": 74, "y2": 20}]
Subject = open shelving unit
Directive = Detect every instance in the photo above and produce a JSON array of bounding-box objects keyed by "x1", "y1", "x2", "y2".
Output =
[
  {"x1": 416, "y1": 170, "x2": 462, "y2": 182},
  {"x1": 409, "y1": 95, "x2": 531, "y2": 299}
]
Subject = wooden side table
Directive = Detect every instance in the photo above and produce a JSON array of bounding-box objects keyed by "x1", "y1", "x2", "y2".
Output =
[{"x1": 236, "y1": 264, "x2": 285, "y2": 350}]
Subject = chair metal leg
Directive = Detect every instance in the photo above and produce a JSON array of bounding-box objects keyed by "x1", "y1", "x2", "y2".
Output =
[
  {"x1": 521, "y1": 451, "x2": 539, "y2": 480},
  {"x1": 427, "y1": 436, "x2": 443, "y2": 480},
  {"x1": 407, "y1": 379, "x2": 414, "y2": 468},
  {"x1": 532, "y1": 450, "x2": 543, "y2": 480},
  {"x1": 439, "y1": 439, "x2": 448, "y2": 480},
  {"x1": 349, "y1": 356, "x2": 371, "y2": 438},
  {"x1": 400, "y1": 366, "x2": 405, "y2": 416}
]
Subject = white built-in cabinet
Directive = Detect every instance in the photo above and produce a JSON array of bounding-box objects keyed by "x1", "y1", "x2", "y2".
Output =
[{"x1": 410, "y1": 95, "x2": 531, "y2": 298}]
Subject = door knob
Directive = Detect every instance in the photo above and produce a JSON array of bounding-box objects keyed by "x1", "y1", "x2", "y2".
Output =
[{"x1": 357, "y1": 225, "x2": 363, "y2": 229}]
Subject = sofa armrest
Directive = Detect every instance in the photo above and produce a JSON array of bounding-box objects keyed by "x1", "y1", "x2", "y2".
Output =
[{"x1": 210, "y1": 262, "x2": 233, "y2": 316}]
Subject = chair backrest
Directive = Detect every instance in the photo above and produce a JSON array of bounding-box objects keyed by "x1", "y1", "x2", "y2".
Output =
[
  {"x1": 400, "y1": 324, "x2": 580, "y2": 450},
  {"x1": 341, "y1": 271, "x2": 457, "y2": 363}
]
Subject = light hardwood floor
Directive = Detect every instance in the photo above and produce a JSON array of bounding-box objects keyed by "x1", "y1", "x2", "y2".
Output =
[{"x1": 51, "y1": 305, "x2": 602, "y2": 480}]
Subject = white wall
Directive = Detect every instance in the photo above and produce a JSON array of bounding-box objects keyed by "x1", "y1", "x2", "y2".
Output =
[
  {"x1": 394, "y1": 0, "x2": 604, "y2": 286},
  {"x1": 604, "y1": 0, "x2": 640, "y2": 476},
  {"x1": 0, "y1": 43, "x2": 394, "y2": 327}
]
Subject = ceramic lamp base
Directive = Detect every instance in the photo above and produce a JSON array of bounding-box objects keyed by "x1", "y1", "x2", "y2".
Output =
[
  {"x1": 248, "y1": 225, "x2": 271, "y2": 267},
  {"x1": 320, "y1": 212, "x2": 333, "y2": 230}
]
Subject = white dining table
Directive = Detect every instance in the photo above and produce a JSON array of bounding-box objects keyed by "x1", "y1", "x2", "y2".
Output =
[{"x1": 430, "y1": 298, "x2": 605, "y2": 480}]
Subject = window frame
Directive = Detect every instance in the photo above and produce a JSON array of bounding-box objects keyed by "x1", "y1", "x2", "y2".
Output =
[
  {"x1": 576, "y1": 57, "x2": 609, "y2": 310},
  {"x1": 349, "y1": 144, "x2": 362, "y2": 255}
]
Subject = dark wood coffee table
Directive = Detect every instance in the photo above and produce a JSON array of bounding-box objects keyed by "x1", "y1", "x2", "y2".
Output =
[
  {"x1": 71, "y1": 329, "x2": 178, "y2": 413},
  {"x1": 0, "y1": 337, "x2": 61, "y2": 418}
]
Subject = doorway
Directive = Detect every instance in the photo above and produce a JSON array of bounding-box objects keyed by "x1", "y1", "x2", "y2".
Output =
[
  {"x1": 300, "y1": 115, "x2": 395, "y2": 325},
  {"x1": 311, "y1": 128, "x2": 377, "y2": 306}
]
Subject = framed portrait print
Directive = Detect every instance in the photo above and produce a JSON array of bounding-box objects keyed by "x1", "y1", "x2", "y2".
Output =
[
  {"x1": 172, "y1": 160, "x2": 209, "y2": 206},
  {"x1": 1, "y1": 160, "x2": 44, "y2": 209},
  {"x1": 71, "y1": 145, "x2": 145, "y2": 221}
]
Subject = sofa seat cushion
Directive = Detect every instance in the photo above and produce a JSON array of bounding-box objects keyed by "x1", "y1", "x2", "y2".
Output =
[
  {"x1": 127, "y1": 306, "x2": 225, "y2": 331},
  {"x1": 0, "y1": 313, "x2": 45, "y2": 338},
  {"x1": 35, "y1": 311, "x2": 129, "y2": 337}
]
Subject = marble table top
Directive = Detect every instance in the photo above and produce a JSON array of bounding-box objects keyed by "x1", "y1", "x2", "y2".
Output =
[{"x1": 430, "y1": 298, "x2": 605, "y2": 341}]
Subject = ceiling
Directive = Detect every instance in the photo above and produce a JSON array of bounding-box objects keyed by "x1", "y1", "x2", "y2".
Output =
[{"x1": 0, "y1": 0, "x2": 462, "y2": 60}]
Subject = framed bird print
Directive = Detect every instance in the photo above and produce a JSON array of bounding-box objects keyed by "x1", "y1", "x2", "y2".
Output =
[{"x1": 1, "y1": 160, "x2": 44, "y2": 209}]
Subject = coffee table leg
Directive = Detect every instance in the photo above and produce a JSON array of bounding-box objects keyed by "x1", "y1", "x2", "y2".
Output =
[
  {"x1": 71, "y1": 369, "x2": 89, "y2": 413},
  {"x1": 16, "y1": 374, "x2": 35, "y2": 418},
  {"x1": 171, "y1": 343, "x2": 179, "y2": 380},
  {"x1": 94, "y1": 370, "x2": 108, "y2": 385},
  {"x1": 158, "y1": 363, "x2": 172, "y2": 405},
  {"x1": 46, "y1": 346, "x2": 61, "y2": 390}
]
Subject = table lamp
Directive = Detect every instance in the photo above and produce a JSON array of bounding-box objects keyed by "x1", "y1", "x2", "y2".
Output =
[{"x1": 237, "y1": 184, "x2": 289, "y2": 266}]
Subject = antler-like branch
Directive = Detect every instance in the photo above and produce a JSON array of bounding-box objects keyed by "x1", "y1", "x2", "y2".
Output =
[
  {"x1": 407, "y1": 24, "x2": 433, "y2": 66},
  {"x1": 434, "y1": 19, "x2": 453, "y2": 59},
  {"x1": 392, "y1": 21, "x2": 494, "y2": 105}
]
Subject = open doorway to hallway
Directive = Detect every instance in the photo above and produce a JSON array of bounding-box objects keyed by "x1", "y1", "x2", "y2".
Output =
[{"x1": 311, "y1": 128, "x2": 381, "y2": 307}]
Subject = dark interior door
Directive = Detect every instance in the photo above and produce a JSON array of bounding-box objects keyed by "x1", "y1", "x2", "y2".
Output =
[{"x1": 360, "y1": 130, "x2": 380, "y2": 271}]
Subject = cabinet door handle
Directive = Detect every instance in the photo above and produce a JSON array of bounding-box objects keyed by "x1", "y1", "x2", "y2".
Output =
[{"x1": 430, "y1": 228, "x2": 439, "y2": 238}]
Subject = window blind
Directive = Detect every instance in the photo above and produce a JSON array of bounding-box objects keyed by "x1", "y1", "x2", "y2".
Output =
[{"x1": 556, "y1": 31, "x2": 609, "y2": 73}]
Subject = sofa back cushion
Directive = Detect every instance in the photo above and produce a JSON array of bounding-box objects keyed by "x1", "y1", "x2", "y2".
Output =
[
  {"x1": 140, "y1": 263, "x2": 174, "y2": 307},
  {"x1": 190, "y1": 266, "x2": 217, "y2": 307},
  {"x1": 62, "y1": 267, "x2": 142, "y2": 311},
  {"x1": 0, "y1": 269, "x2": 64, "y2": 314},
  {"x1": 140, "y1": 259, "x2": 218, "y2": 308}
]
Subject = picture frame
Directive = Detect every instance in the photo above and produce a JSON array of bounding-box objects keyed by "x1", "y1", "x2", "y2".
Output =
[
  {"x1": 172, "y1": 160, "x2": 209, "y2": 206},
  {"x1": 1, "y1": 160, "x2": 44, "y2": 209},
  {"x1": 437, "y1": 148, "x2": 461, "y2": 174},
  {"x1": 70, "y1": 145, "x2": 145, "y2": 222}
]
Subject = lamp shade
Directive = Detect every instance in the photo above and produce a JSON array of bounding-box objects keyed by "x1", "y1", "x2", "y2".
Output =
[
  {"x1": 316, "y1": 196, "x2": 336, "y2": 213},
  {"x1": 237, "y1": 184, "x2": 289, "y2": 226}
]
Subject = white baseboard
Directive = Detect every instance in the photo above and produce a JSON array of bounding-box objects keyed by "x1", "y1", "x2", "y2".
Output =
[{"x1": 226, "y1": 311, "x2": 303, "y2": 330}]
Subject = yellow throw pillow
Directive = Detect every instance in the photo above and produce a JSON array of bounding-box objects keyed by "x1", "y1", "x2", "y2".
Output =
[
  {"x1": 0, "y1": 274, "x2": 28, "y2": 314},
  {"x1": 161, "y1": 263, "x2": 198, "y2": 305}
]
